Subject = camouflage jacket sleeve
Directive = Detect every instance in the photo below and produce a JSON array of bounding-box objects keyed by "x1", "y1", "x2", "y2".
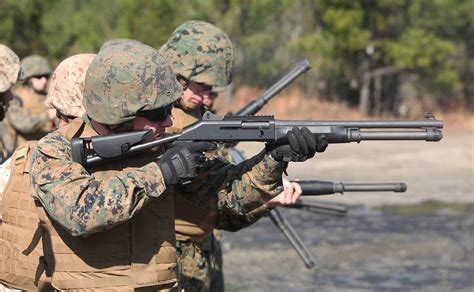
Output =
[
  {"x1": 6, "y1": 98, "x2": 48, "y2": 134},
  {"x1": 215, "y1": 204, "x2": 273, "y2": 231},
  {"x1": 177, "y1": 150, "x2": 286, "y2": 215},
  {"x1": 29, "y1": 132, "x2": 166, "y2": 237}
]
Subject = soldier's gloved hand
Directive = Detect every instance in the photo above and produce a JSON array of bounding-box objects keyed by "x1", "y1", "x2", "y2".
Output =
[
  {"x1": 158, "y1": 141, "x2": 216, "y2": 185},
  {"x1": 266, "y1": 126, "x2": 328, "y2": 162}
]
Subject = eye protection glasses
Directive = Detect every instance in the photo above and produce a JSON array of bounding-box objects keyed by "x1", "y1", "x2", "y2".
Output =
[
  {"x1": 177, "y1": 75, "x2": 213, "y2": 93},
  {"x1": 136, "y1": 103, "x2": 173, "y2": 122}
]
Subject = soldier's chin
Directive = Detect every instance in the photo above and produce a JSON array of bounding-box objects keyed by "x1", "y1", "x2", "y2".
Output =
[{"x1": 179, "y1": 99, "x2": 201, "y2": 111}]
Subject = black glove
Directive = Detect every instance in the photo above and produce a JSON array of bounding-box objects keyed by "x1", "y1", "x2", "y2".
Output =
[
  {"x1": 267, "y1": 127, "x2": 328, "y2": 162},
  {"x1": 158, "y1": 141, "x2": 216, "y2": 185}
]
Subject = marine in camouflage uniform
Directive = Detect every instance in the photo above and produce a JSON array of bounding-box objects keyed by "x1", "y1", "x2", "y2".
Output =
[
  {"x1": 160, "y1": 21, "x2": 231, "y2": 291},
  {"x1": 0, "y1": 44, "x2": 21, "y2": 163},
  {"x1": 27, "y1": 43, "x2": 296, "y2": 290},
  {"x1": 161, "y1": 21, "x2": 311, "y2": 292},
  {"x1": 2, "y1": 55, "x2": 56, "y2": 160},
  {"x1": 0, "y1": 54, "x2": 94, "y2": 291}
]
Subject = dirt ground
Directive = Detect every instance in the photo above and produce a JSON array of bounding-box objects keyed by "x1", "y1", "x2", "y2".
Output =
[
  {"x1": 222, "y1": 205, "x2": 474, "y2": 291},
  {"x1": 222, "y1": 128, "x2": 473, "y2": 291}
]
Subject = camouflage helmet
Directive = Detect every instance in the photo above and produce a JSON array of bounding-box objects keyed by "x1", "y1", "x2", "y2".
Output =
[
  {"x1": 159, "y1": 20, "x2": 234, "y2": 87},
  {"x1": 0, "y1": 44, "x2": 21, "y2": 92},
  {"x1": 83, "y1": 43, "x2": 182, "y2": 125},
  {"x1": 45, "y1": 54, "x2": 96, "y2": 118},
  {"x1": 21, "y1": 55, "x2": 52, "y2": 79},
  {"x1": 99, "y1": 38, "x2": 142, "y2": 52}
]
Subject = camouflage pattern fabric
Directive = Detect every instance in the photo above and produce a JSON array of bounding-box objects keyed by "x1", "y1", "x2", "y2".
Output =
[
  {"x1": 1, "y1": 88, "x2": 53, "y2": 161},
  {"x1": 177, "y1": 240, "x2": 211, "y2": 292},
  {"x1": 176, "y1": 146, "x2": 285, "y2": 215},
  {"x1": 159, "y1": 20, "x2": 233, "y2": 87},
  {"x1": 176, "y1": 231, "x2": 223, "y2": 292},
  {"x1": 170, "y1": 105, "x2": 281, "y2": 291},
  {"x1": 0, "y1": 44, "x2": 21, "y2": 93},
  {"x1": 30, "y1": 42, "x2": 183, "y2": 236},
  {"x1": 209, "y1": 230, "x2": 224, "y2": 292},
  {"x1": 5, "y1": 93, "x2": 50, "y2": 134},
  {"x1": 173, "y1": 151, "x2": 284, "y2": 292},
  {"x1": 216, "y1": 204, "x2": 272, "y2": 231},
  {"x1": 45, "y1": 54, "x2": 96, "y2": 119},
  {"x1": 83, "y1": 43, "x2": 182, "y2": 125},
  {"x1": 30, "y1": 120, "x2": 285, "y2": 237},
  {"x1": 0, "y1": 44, "x2": 20, "y2": 124},
  {"x1": 29, "y1": 121, "x2": 167, "y2": 236},
  {"x1": 20, "y1": 55, "x2": 51, "y2": 79},
  {"x1": 2, "y1": 83, "x2": 56, "y2": 159}
]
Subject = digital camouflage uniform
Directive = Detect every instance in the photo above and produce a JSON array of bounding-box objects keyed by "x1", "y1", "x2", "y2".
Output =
[
  {"x1": 0, "y1": 54, "x2": 96, "y2": 291},
  {"x1": 161, "y1": 21, "x2": 276, "y2": 291},
  {"x1": 0, "y1": 54, "x2": 95, "y2": 291},
  {"x1": 0, "y1": 44, "x2": 21, "y2": 163},
  {"x1": 26, "y1": 43, "x2": 286, "y2": 290},
  {"x1": 169, "y1": 105, "x2": 275, "y2": 292},
  {"x1": 2, "y1": 55, "x2": 55, "y2": 161}
]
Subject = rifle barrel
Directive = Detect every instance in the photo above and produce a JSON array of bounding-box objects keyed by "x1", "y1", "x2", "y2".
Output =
[
  {"x1": 293, "y1": 180, "x2": 407, "y2": 196},
  {"x1": 275, "y1": 119, "x2": 443, "y2": 128},
  {"x1": 286, "y1": 200, "x2": 348, "y2": 216},
  {"x1": 269, "y1": 209, "x2": 317, "y2": 269},
  {"x1": 235, "y1": 59, "x2": 311, "y2": 116},
  {"x1": 340, "y1": 182, "x2": 407, "y2": 192}
]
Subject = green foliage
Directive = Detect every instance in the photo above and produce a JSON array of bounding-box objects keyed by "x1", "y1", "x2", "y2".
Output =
[
  {"x1": 322, "y1": 7, "x2": 371, "y2": 52},
  {"x1": 0, "y1": 0, "x2": 471, "y2": 110},
  {"x1": 0, "y1": 0, "x2": 46, "y2": 56},
  {"x1": 385, "y1": 28, "x2": 459, "y2": 89}
]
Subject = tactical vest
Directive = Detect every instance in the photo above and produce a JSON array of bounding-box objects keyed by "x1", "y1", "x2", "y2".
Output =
[
  {"x1": 1, "y1": 119, "x2": 177, "y2": 290},
  {"x1": 4, "y1": 85, "x2": 55, "y2": 149},
  {"x1": 168, "y1": 106, "x2": 219, "y2": 242},
  {"x1": 0, "y1": 142, "x2": 53, "y2": 291}
]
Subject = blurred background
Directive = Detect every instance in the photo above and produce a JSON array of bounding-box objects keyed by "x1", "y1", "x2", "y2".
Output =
[
  {"x1": 1, "y1": 0, "x2": 472, "y2": 290},
  {"x1": 1, "y1": 0, "x2": 473, "y2": 119}
]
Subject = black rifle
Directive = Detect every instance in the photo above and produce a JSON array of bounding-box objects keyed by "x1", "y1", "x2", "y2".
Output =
[
  {"x1": 287, "y1": 200, "x2": 349, "y2": 217},
  {"x1": 263, "y1": 181, "x2": 408, "y2": 268},
  {"x1": 284, "y1": 181, "x2": 408, "y2": 216},
  {"x1": 234, "y1": 59, "x2": 311, "y2": 116},
  {"x1": 227, "y1": 142, "x2": 319, "y2": 269},
  {"x1": 268, "y1": 208, "x2": 317, "y2": 269},
  {"x1": 297, "y1": 180, "x2": 407, "y2": 196},
  {"x1": 71, "y1": 112, "x2": 443, "y2": 167}
]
